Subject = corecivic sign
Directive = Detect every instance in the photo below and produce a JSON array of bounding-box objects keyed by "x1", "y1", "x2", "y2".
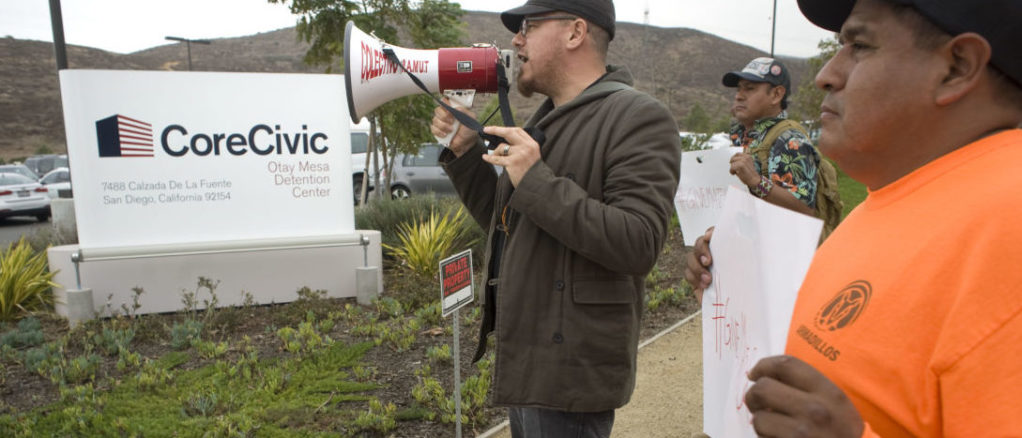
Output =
[{"x1": 59, "y1": 70, "x2": 355, "y2": 250}]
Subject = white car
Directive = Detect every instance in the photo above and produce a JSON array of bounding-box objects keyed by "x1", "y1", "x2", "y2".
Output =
[
  {"x1": 0, "y1": 164, "x2": 40, "y2": 181},
  {"x1": 0, "y1": 173, "x2": 51, "y2": 221},
  {"x1": 39, "y1": 167, "x2": 71, "y2": 199}
]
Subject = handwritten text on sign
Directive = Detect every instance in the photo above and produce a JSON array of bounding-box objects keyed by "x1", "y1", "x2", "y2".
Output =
[
  {"x1": 674, "y1": 147, "x2": 744, "y2": 246},
  {"x1": 701, "y1": 187, "x2": 821, "y2": 438}
]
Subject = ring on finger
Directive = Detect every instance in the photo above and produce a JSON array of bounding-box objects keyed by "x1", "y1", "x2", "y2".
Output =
[{"x1": 502, "y1": 144, "x2": 511, "y2": 156}]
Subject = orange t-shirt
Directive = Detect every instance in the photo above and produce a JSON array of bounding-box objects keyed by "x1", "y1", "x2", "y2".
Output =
[{"x1": 786, "y1": 130, "x2": 1022, "y2": 437}]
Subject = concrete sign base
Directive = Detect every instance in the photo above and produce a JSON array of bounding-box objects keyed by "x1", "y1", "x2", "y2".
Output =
[{"x1": 47, "y1": 231, "x2": 383, "y2": 320}]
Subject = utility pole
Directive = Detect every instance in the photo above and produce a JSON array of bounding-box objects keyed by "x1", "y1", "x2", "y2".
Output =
[
  {"x1": 770, "y1": 0, "x2": 778, "y2": 57},
  {"x1": 165, "y1": 36, "x2": 211, "y2": 71},
  {"x1": 48, "y1": 0, "x2": 68, "y2": 70}
]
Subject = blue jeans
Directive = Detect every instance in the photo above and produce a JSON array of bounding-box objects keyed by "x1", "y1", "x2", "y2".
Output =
[{"x1": 508, "y1": 407, "x2": 615, "y2": 438}]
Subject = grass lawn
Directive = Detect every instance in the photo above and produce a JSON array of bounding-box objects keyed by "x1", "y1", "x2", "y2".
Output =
[{"x1": 832, "y1": 161, "x2": 868, "y2": 218}]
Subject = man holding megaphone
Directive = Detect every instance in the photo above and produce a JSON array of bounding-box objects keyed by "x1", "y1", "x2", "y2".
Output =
[{"x1": 431, "y1": 1, "x2": 681, "y2": 436}]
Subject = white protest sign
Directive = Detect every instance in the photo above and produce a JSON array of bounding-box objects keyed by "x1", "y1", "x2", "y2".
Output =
[
  {"x1": 59, "y1": 70, "x2": 354, "y2": 250},
  {"x1": 674, "y1": 147, "x2": 744, "y2": 246},
  {"x1": 702, "y1": 186, "x2": 822, "y2": 438}
]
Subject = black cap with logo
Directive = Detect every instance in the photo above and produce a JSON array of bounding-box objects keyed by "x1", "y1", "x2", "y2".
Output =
[
  {"x1": 797, "y1": 0, "x2": 1022, "y2": 86},
  {"x1": 501, "y1": 0, "x2": 616, "y2": 40},
  {"x1": 722, "y1": 57, "x2": 792, "y2": 90},
  {"x1": 722, "y1": 57, "x2": 793, "y2": 108}
]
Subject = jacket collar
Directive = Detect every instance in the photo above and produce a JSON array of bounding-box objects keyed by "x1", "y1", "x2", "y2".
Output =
[{"x1": 526, "y1": 65, "x2": 634, "y2": 129}]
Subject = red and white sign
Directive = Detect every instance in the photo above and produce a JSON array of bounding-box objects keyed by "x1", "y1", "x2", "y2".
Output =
[{"x1": 439, "y1": 250, "x2": 473, "y2": 317}]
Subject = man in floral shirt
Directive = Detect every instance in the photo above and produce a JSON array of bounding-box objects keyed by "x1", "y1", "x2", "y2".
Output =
[{"x1": 724, "y1": 57, "x2": 819, "y2": 217}]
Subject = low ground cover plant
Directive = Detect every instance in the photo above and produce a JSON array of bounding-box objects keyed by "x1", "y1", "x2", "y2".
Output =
[{"x1": 0, "y1": 195, "x2": 697, "y2": 436}]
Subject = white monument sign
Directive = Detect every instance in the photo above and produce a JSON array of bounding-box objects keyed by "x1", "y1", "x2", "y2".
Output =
[{"x1": 59, "y1": 70, "x2": 354, "y2": 250}]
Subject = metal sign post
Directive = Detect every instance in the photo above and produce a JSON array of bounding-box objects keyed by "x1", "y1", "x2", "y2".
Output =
[
  {"x1": 453, "y1": 307, "x2": 462, "y2": 438},
  {"x1": 439, "y1": 249, "x2": 474, "y2": 438}
]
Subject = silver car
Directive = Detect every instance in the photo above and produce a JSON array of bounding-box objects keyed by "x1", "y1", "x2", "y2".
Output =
[
  {"x1": 386, "y1": 144, "x2": 456, "y2": 199},
  {"x1": 0, "y1": 173, "x2": 51, "y2": 221}
]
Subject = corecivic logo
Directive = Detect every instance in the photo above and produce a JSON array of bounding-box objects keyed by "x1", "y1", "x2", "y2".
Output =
[
  {"x1": 96, "y1": 115, "x2": 155, "y2": 157},
  {"x1": 96, "y1": 115, "x2": 331, "y2": 158}
]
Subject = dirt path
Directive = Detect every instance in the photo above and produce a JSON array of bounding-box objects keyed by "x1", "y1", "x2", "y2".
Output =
[{"x1": 480, "y1": 313, "x2": 705, "y2": 437}]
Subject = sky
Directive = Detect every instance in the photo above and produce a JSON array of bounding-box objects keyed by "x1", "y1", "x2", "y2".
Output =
[{"x1": 1, "y1": 0, "x2": 834, "y2": 58}]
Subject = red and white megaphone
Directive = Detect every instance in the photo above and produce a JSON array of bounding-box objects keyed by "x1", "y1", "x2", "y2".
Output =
[{"x1": 344, "y1": 21, "x2": 513, "y2": 144}]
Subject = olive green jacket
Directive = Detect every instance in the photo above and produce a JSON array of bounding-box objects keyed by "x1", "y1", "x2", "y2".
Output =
[{"x1": 440, "y1": 66, "x2": 681, "y2": 412}]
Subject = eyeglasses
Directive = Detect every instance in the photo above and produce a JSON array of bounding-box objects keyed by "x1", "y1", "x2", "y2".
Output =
[{"x1": 518, "y1": 15, "x2": 578, "y2": 38}]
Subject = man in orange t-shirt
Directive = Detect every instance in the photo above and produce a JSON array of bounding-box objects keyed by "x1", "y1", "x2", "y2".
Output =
[{"x1": 684, "y1": 0, "x2": 1022, "y2": 436}]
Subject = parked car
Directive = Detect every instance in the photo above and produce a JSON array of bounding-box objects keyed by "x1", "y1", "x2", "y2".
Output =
[
  {"x1": 384, "y1": 144, "x2": 455, "y2": 199},
  {"x1": 0, "y1": 173, "x2": 51, "y2": 221},
  {"x1": 24, "y1": 154, "x2": 68, "y2": 178},
  {"x1": 351, "y1": 122, "x2": 373, "y2": 203},
  {"x1": 0, "y1": 164, "x2": 39, "y2": 181},
  {"x1": 39, "y1": 167, "x2": 71, "y2": 199}
]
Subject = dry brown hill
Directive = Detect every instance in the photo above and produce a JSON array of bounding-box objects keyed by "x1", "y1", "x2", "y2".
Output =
[{"x1": 0, "y1": 11, "x2": 808, "y2": 160}]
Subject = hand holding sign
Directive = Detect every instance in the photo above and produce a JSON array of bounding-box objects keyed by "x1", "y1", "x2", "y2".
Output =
[
  {"x1": 674, "y1": 147, "x2": 744, "y2": 246},
  {"x1": 745, "y1": 355, "x2": 864, "y2": 438},
  {"x1": 701, "y1": 187, "x2": 821, "y2": 438}
]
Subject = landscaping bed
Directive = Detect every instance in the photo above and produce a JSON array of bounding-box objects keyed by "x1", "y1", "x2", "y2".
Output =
[{"x1": 0, "y1": 202, "x2": 696, "y2": 437}]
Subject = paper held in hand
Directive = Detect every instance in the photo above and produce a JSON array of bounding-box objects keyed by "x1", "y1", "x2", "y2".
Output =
[
  {"x1": 674, "y1": 147, "x2": 744, "y2": 246},
  {"x1": 701, "y1": 186, "x2": 822, "y2": 438}
]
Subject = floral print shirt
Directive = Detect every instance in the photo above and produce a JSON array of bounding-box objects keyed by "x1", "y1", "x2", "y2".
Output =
[{"x1": 729, "y1": 112, "x2": 818, "y2": 208}]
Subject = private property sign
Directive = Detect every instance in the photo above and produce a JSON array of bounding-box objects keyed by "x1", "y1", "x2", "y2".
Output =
[
  {"x1": 439, "y1": 250, "x2": 473, "y2": 317},
  {"x1": 58, "y1": 70, "x2": 355, "y2": 250}
]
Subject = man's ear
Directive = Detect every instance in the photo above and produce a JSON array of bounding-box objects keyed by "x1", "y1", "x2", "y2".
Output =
[
  {"x1": 935, "y1": 32, "x2": 991, "y2": 106},
  {"x1": 565, "y1": 18, "x2": 587, "y2": 50},
  {"x1": 771, "y1": 85, "x2": 786, "y2": 106}
]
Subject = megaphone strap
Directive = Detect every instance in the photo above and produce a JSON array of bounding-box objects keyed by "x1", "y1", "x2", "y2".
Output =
[{"x1": 381, "y1": 47, "x2": 541, "y2": 150}]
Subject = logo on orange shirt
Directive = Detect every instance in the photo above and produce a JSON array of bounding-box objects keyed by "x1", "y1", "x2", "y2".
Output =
[{"x1": 815, "y1": 280, "x2": 872, "y2": 332}]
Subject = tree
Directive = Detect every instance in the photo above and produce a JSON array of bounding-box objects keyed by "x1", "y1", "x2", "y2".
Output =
[
  {"x1": 682, "y1": 103, "x2": 711, "y2": 133},
  {"x1": 789, "y1": 37, "x2": 839, "y2": 132},
  {"x1": 268, "y1": 0, "x2": 465, "y2": 200}
]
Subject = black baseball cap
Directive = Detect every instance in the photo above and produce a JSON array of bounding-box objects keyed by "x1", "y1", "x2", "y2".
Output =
[
  {"x1": 501, "y1": 0, "x2": 616, "y2": 40},
  {"x1": 797, "y1": 0, "x2": 1022, "y2": 86}
]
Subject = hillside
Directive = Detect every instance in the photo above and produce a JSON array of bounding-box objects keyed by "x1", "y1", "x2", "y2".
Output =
[{"x1": 0, "y1": 10, "x2": 809, "y2": 160}]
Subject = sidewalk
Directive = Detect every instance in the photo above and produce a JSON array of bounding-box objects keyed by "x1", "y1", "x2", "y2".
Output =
[{"x1": 480, "y1": 312, "x2": 705, "y2": 437}]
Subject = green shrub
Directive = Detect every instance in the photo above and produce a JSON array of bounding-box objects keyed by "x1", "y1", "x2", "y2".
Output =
[
  {"x1": 414, "y1": 302, "x2": 443, "y2": 327},
  {"x1": 426, "y1": 344, "x2": 451, "y2": 364},
  {"x1": 0, "y1": 317, "x2": 44, "y2": 349},
  {"x1": 92, "y1": 327, "x2": 135, "y2": 356},
  {"x1": 61, "y1": 354, "x2": 101, "y2": 384},
  {"x1": 169, "y1": 320, "x2": 204, "y2": 350},
  {"x1": 356, "y1": 196, "x2": 486, "y2": 260},
  {"x1": 352, "y1": 365, "x2": 377, "y2": 382},
  {"x1": 136, "y1": 359, "x2": 174, "y2": 391},
  {"x1": 276, "y1": 312, "x2": 332, "y2": 355},
  {"x1": 351, "y1": 398, "x2": 397, "y2": 434},
  {"x1": 374, "y1": 318, "x2": 419, "y2": 352},
  {"x1": 383, "y1": 207, "x2": 479, "y2": 279},
  {"x1": 646, "y1": 285, "x2": 687, "y2": 312},
  {"x1": 0, "y1": 238, "x2": 59, "y2": 321},
  {"x1": 374, "y1": 297, "x2": 404, "y2": 320},
  {"x1": 193, "y1": 340, "x2": 228, "y2": 359},
  {"x1": 181, "y1": 388, "x2": 224, "y2": 417},
  {"x1": 22, "y1": 343, "x2": 61, "y2": 376},
  {"x1": 411, "y1": 353, "x2": 492, "y2": 427}
]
